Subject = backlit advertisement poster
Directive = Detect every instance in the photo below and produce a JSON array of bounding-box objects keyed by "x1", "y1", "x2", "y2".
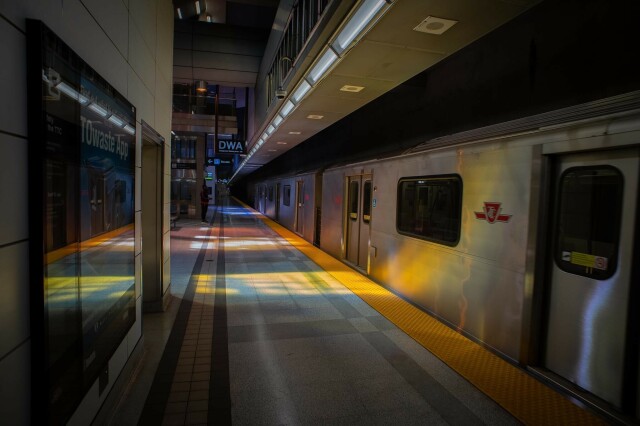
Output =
[{"x1": 28, "y1": 21, "x2": 136, "y2": 424}]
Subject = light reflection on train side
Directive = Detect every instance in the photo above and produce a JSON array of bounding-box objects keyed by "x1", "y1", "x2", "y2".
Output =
[{"x1": 577, "y1": 276, "x2": 616, "y2": 390}]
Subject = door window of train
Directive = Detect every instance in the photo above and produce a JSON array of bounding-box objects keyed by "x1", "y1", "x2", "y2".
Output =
[
  {"x1": 268, "y1": 186, "x2": 274, "y2": 202},
  {"x1": 297, "y1": 182, "x2": 304, "y2": 206},
  {"x1": 363, "y1": 180, "x2": 372, "y2": 223},
  {"x1": 554, "y1": 166, "x2": 623, "y2": 280},
  {"x1": 396, "y1": 175, "x2": 462, "y2": 246},
  {"x1": 349, "y1": 181, "x2": 359, "y2": 220},
  {"x1": 283, "y1": 185, "x2": 291, "y2": 206}
]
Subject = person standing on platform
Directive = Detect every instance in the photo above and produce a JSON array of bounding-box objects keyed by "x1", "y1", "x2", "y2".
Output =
[{"x1": 200, "y1": 182, "x2": 210, "y2": 223}]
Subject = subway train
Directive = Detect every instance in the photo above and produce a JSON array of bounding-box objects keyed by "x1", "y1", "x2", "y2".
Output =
[{"x1": 245, "y1": 92, "x2": 640, "y2": 420}]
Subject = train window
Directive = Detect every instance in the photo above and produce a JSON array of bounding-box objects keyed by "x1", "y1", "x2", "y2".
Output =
[
  {"x1": 363, "y1": 180, "x2": 372, "y2": 223},
  {"x1": 268, "y1": 186, "x2": 274, "y2": 202},
  {"x1": 349, "y1": 181, "x2": 359, "y2": 220},
  {"x1": 554, "y1": 166, "x2": 623, "y2": 280},
  {"x1": 283, "y1": 185, "x2": 291, "y2": 206},
  {"x1": 396, "y1": 175, "x2": 462, "y2": 246}
]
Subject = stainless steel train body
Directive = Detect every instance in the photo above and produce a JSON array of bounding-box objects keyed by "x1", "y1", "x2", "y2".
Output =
[
  {"x1": 252, "y1": 171, "x2": 322, "y2": 244},
  {"x1": 249, "y1": 105, "x2": 640, "y2": 420}
]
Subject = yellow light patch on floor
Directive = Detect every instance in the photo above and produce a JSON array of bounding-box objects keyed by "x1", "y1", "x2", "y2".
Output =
[{"x1": 239, "y1": 200, "x2": 606, "y2": 425}]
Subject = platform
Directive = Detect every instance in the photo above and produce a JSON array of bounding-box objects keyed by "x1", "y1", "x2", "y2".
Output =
[{"x1": 107, "y1": 197, "x2": 605, "y2": 425}]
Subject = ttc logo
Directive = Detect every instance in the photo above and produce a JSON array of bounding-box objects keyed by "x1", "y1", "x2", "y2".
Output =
[{"x1": 474, "y1": 202, "x2": 512, "y2": 224}]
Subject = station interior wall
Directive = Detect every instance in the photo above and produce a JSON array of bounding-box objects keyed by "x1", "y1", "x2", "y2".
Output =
[{"x1": 0, "y1": 0, "x2": 174, "y2": 422}]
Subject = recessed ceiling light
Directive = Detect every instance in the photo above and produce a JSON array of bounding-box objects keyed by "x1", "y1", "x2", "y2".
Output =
[
  {"x1": 340, "y1": 85, "x2": 365, "y2": 93},
  {"x1": 413, "y1": 16, "x2": 458, "y2": 35},
  {"x1": 307, "y1": 114, "x2": 324, "y2": 120},
  {"x1": 288, "y1": 131, "x2": 301, "y2": 135},
  {"x1": 276, "y1": 141, "x2": 287, "y2": 145}
]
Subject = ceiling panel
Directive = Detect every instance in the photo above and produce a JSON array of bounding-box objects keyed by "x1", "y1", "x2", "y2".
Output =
[
  {"x1": 333, "y1": 40, "x2": 446, "y2": 82},
  {"x1": 229, "y1": 0, "x2": 542, "y2": 181}
]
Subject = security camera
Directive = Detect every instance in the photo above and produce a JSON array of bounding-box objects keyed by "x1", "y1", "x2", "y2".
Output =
[{"x1": 275, "y1": 88, "x2": 287, "y2": 100}]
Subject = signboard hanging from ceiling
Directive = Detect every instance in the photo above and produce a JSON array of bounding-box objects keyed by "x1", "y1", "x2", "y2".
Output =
[{"x1": 216, "y1": 139, "x2": 245, "y2": 154}]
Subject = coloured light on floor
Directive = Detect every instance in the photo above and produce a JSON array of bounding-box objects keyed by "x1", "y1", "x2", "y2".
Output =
[{"x1": 246, "y1": 201, "x2": 605, "y2": 426}]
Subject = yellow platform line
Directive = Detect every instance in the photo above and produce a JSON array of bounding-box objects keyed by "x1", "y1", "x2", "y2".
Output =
[{"x1": 235, "y1": 199, "x2": 605, "y2": 425}]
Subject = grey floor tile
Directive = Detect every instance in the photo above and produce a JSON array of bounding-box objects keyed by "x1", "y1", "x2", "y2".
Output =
[
  {"x1": 231, "y1": 386, "x2": 299, "y2": 426},
  {"x1": 290, "y1": 381, "x2": 366, "y2": 421}
]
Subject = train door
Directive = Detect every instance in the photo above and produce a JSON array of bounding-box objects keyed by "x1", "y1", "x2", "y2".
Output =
[
  {"x1": 295, "y1": 180, "x2": 304, "y2": 235},
  {"x1": 543, "y1": 148, "x2": 639, "y2": 410},
  {"x1": 345, "y1": 175, "x2": 372, "y2": 270},
  {"x1": 275, "y1": 183, "x2": 281, "y2": 221}
]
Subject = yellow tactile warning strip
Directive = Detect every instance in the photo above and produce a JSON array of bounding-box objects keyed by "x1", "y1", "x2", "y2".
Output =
[{"x1": 235, "y1": 199, "x2": 606, "y2": 425}]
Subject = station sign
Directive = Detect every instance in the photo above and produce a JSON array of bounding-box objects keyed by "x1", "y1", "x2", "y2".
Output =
[
  {"x1": 206, "y1": 157, "x2": 232, "y2": 166},
  {"x1": 216, "y1": 139, "x2": 244, "y2": 154}
]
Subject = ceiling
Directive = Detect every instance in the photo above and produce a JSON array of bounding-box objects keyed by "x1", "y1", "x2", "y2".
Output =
[{"x1": 173, "y1": 0, "x2": 542, "y2": 181}]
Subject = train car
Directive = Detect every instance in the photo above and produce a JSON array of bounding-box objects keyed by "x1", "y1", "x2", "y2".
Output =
[
  {"x1": 248, "y1": 94, "x2": 640, "y2": 418},
  {"x1": 253, "y1": 171, "x2": 322, "y2": 244}
]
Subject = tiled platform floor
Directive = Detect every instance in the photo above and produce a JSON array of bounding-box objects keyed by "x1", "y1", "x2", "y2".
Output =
[{"x1": 107, "y1": 198, "x2": 519, "y2": 425}]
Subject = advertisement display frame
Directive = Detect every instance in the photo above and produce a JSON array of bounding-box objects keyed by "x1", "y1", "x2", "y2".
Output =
[{"x1": 27, "y1": 20, "x2": 137, "y2": 424}]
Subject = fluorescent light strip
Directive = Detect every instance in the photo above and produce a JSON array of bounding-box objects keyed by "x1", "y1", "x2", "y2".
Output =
[
  {"x1": 307, "y1": 49, "x2": 338, "y2": 85},
  {"x1": 177, "y1": 8, "x2": 183, "y2": 19},
  {"x1": 280, "y1": 100, "x2": 295, "y2": 117},
  {"x1": 88, "y1": 103, "x2": 108, "y2": 118},
  {"x1": 195, "y1": 1, "x2": 201, "y2": 15},
  {"x1": 332, "y1": 0, "x2": 386, "y2": 54},
  {"x1": 56, "y1": 82, "x2": 79, "y2": 101},
  {"x1": 108, "y1": 114, "x2": 125, "y2": 127},
  {"x1": 56, "y1": 82, "x2": 90, "y2": 105},
  {"x1": 230, "y1": 0, "x2": 393, "y2": 185},
  {"x1": 266, "y1": 125, "x2": 275, "y2": 135},
  {"x1": 291, "y1": 80, "x2": 311, "y2": 104},
  {"x1": 272, "y1": 114, "x2": 283, "y2": 127},
  {"x1": 123, "y1": 124, "x2": 135, "y2": 135}
]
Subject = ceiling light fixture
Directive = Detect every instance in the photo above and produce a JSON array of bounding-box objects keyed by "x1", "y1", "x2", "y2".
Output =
[
  {"x1": 413, "y1": 16, "x2": 458, "y2": 35},
  {"x1": 108, "y1": 114, "x2": 125, "y2": 127},
  {"x1": 306, "y1": 49, "x2": 338, "y2": 85},
  {"x1": 196, "y1": 80, "x2": 207, "y2": 93},
  {"x1": 340, "y1": 85, "x2": 365, "y2": 92},
  {"x1": 88, "y1": 103, "x2": 108, "y2": 118},
  {"x1": 195, "y1": 1, "x2": 201, "y2": 15},
  {"x1": 332, "y1": 0, "x2": 387, "y2": 54},
  {"x1": 123, "y1": 124, "x2": 135, "y2": 135},
  {"x1": 291, "y1": 80, "x2": 311, "y2": 104},
  {"x1": 177, "y1": 8, "x2": 183, "y2": 19},
  {"x1": 280, "y1": 100, "x2": 295, "y2": 117},
  {"x1": 230, "y1": 0, "x2": 395, "y2": 184}
]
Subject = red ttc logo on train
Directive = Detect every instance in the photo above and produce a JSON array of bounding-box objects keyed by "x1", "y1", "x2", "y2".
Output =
[{"x1": 474, "y1": 202, "x2": 512, "y2": 224}]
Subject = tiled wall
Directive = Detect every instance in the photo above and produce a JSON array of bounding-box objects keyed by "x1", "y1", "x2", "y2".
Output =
[{"x1": 0, "y1": 0, "x2": 173, "y2": 422}]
